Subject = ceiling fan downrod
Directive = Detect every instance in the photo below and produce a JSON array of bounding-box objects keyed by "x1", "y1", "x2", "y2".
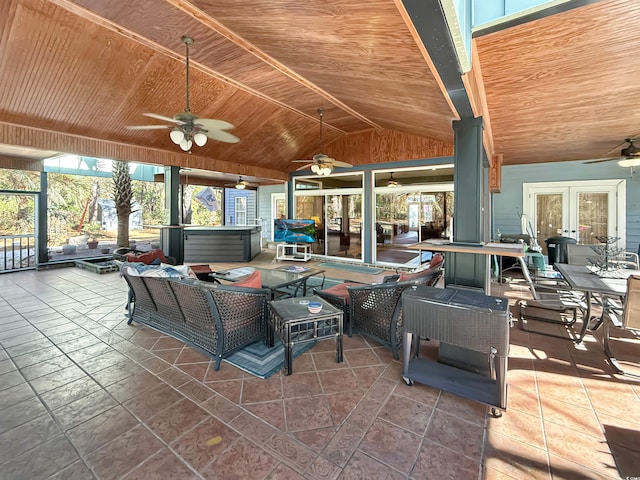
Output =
[{"x1": 182, "y1": 35, "x2": 193, "y2": 114}]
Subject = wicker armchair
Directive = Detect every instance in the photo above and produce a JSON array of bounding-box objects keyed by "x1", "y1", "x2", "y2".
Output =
[
  {"x1": 315, "y1": 262, "x2": 443, "y2": 334},
  {"x1": 348, "y1": 281, "x2": 420, "y2": 359}
]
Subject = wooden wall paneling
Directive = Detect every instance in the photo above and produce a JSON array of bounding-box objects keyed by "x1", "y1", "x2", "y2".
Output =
[
  {"x1": 320, "y1": 129, "x2": 454, "y2": 166},
  {"x1": 0, "y1": 156, "x2": 43, "y2": 172}
]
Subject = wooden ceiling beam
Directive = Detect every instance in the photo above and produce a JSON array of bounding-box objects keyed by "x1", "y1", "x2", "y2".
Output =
[
  {"x1": 0, "y1": 121, "x2": 289, "y2": 181},
  {"x1": 462, "y1": 38, "x2": 495, "y2": 162}
]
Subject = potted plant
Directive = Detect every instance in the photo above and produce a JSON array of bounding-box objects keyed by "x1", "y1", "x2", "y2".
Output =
[{"x1": 87, "y1": 238, "x2": 99, "y2": 249}]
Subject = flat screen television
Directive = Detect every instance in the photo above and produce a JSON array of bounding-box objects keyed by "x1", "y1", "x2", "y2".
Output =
[{"x1": 274, "y1": 219, "x2": 316, "y2": 243}]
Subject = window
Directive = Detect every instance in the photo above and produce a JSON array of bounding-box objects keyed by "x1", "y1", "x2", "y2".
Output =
[{"x1": 235, "y1": 196, "x2": 247, "y2": 225}]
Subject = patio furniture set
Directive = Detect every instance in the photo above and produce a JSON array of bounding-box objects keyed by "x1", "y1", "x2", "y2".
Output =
[{"x1": 119, "y1": 256, "x2": 447, "y2": 378}]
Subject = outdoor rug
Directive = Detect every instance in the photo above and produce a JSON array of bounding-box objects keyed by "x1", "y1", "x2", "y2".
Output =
[
  {"x1": 316, "y1": 262, "x2": 384, "y2": 275},
  {"x1": 223, "y1": 337, "x2": 316, "y2": 379}
]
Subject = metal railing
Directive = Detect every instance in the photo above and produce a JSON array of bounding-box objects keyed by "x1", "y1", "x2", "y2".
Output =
[{"x1": 0, "y1": 234, "x2": 37, "y2": 273}]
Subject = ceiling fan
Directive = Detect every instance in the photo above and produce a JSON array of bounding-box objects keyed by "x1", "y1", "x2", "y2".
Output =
[
  {"x1": 584, "y1": 138, "x2": 640, "y2": 166},
  {"x1": 127, "y1": 35, "x2": 239, "y2": 151},
  {"x1": 224, "y1": 176, "x2": 254, "y2": 189},
  {"x1": 292, "y1": 108, "x2": 352, "y2": 176},
  {"x1": 386, "y1": 172, "x2": 401, "y2": 188}
]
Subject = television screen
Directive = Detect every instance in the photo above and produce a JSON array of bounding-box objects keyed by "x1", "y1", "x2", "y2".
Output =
[{"x1": 274, "y1": 219, "x2": 316, "y2": 243}]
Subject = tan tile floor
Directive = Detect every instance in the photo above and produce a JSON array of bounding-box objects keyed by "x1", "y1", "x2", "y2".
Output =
[{"x1": 0, "y1": 256, "x2": 639, "y2": 479}]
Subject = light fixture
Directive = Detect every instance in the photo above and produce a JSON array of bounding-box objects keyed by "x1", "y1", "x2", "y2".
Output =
[
  {"x1": 170, "y1": 128, "x2": 185, "y2": 144},
  {"x1": 618, "y1": 158, "x2": 640, "y2": 168},
  {"x1": 179, "y1": 139, "x2": 192, "y2": 151},
  {"x1": 193, "y1": 132, "x2": 208, "y2": 147},
  {"x1": 387, "y1": 172, "x2": 400, "y2": 187},
  {"x1": 311, "y1": 164, "x2": 320, "y2": 174},
  {"x1": 318, "y1": 165, "x2": 332, "y2": 176},
  {"x1": 235, "y1": 176, "x2": 247, "y2": 189}
]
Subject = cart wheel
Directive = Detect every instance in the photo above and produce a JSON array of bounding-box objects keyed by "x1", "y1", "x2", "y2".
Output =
[
  {"x1": 490, "y1": 408, "x2": 502, "y2": 418},
  {"x1": 402, "y1": 376, "x2": 413, "y2": 386}
]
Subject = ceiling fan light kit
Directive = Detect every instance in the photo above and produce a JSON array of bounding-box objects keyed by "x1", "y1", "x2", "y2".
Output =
[
  {"x1": 311, "y1": 163, "x2": 332, "y2": 176},
  {"x1": 618, "y1": 158, "x2": 640, "y2": 168}
]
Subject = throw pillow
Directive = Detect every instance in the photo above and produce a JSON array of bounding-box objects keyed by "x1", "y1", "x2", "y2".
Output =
[
  {"x1": 124, "y1": 249, "x2": 167, "y2": 265},
  {"x1": 320, "y1": 282, "x2": 361, "y2": 303},
  {"x1": 233, "y1": 270, "x2": 262, "y2": 288}
]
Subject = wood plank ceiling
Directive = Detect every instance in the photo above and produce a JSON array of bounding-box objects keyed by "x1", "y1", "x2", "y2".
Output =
[{"x1": 0, "y1": 0, "x2": 639, "y2": 182}]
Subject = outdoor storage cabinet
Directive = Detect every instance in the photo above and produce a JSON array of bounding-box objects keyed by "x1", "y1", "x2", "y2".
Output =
[{"x1": 401, "y1": 286, "x2": 511, "y2": 412}]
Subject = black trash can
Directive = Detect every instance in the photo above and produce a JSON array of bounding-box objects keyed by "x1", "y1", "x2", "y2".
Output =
[{"x1": 545, "y1": 235, "x2": 577, "y2": 266}]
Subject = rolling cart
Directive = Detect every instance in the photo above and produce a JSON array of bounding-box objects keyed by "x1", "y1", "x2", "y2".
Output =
[{"x1": 401, "y1": 286, "x2": 511, "y2": 417}]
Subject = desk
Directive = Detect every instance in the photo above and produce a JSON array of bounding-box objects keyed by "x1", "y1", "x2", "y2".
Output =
[
  {"x1": 211, "y1": 266, "x2": 325, "y2": 300},
  {"x1": 554, "y1": 263, "x2": 640, "y2": 374},
  {"x1": 408, "y1": 241, "x2": 532, "y2": 295}
]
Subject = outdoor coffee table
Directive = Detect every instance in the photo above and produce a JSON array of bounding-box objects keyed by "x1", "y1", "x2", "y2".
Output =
[
  {"x1": 268, "y1": 295, "x2": 343, "y2": 375},
  {"x1": 210, "y1": 266, "x2": 325, "y2": 299}
]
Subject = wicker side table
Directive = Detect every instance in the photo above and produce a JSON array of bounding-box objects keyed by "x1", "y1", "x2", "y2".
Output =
[{"x1": 268, "y1": 295, "x2": 343, "y2": 375}]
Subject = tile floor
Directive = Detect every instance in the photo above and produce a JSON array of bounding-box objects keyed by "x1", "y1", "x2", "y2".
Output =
[{"x1": 0, "y1": 257, "x2": 639, "y2": 479}]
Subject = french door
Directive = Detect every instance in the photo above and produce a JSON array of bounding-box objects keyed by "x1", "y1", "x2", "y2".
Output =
[{"x1": 523, "y1": 180, "x2": 626, "y2": 253}]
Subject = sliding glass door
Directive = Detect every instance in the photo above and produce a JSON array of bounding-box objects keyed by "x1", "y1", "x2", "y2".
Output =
[{"x1": 293, "y1": 174, "x2": 363, "y2": 260}]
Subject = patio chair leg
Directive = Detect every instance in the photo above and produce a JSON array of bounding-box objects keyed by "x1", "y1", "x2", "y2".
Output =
[
  {"x1": 214, "y1": 355, "x2": 222, "y2": 371},
  {"x1": 126, "y1": 290, "x2": 134, "y2": 325}
]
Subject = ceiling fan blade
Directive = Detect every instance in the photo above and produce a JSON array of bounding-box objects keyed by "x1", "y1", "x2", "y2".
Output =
[
  {"x1": 333, "y1": 160, "x2": 353, "y2": 168},
  {"x1": 292, "y1": 159, "x2": 313, "y2": 163},
  {"x1": 126, "y1": 125, "x2": 170, "y2": 130},
  {"x1": 583, "y1": 157, "x2": 620, "y2": 164},
  {"x1": 203, "y1": 129, "x2": 240, "y2": 143},
  {"x1": 296, "y1": 164, "x2": 313, "y2": 171},
  {"x1": 196, "y1": 118, "x2": 235, "y2": 131},
  {"x1": 143, "y1": 112, "x2": 183, "y2": 124},
  {"x1": 313, "y1": 153, "x2": 331, "y2": 162}
]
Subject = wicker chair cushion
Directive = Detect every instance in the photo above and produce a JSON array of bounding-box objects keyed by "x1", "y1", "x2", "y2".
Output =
[
  {"x1": 233, "y1": 270, "x2": 262, "y2": 288},
  {"x1": 399, "y1": 253, "x2": 443, "y2": 282},
  {"x1": 319, "y1": 282, "x2": 362, "y2": 303}
]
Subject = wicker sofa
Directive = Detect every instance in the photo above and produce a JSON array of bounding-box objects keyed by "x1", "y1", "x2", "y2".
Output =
[{"x1": 121, "y1": 267, "x2": 269, "y2": 371}]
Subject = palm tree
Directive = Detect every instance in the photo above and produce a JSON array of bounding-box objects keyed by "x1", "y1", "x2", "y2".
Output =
[{"x1": 112, "y1": 161, "x2": 132, "y2": 248}]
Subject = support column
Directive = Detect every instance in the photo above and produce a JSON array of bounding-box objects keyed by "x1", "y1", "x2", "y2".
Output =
[
  {"x1": 37, "y1": 172, "x2": 48, "y2": 265},
  {"x1": 445, "y1": 116, "x2": 488, "y2": 290},
  {"x1": 163, "y1": 166, "x2": 184, "y2": 264}
]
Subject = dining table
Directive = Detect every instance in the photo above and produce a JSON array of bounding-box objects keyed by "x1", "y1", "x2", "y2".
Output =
[{"x1": 553, "y1": 263, "x2": 640, "y2": 374}]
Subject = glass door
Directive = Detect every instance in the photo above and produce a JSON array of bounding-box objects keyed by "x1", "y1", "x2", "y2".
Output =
[
  {"x1": 524, "y1": 180, "x2": 625, "y2": 254},
  {"x1": 295, "y1": 195, "x2": 326, "y2": 255},
  {"x1": 374, "y1": 190, "x2": 453, "y2": 266}
]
